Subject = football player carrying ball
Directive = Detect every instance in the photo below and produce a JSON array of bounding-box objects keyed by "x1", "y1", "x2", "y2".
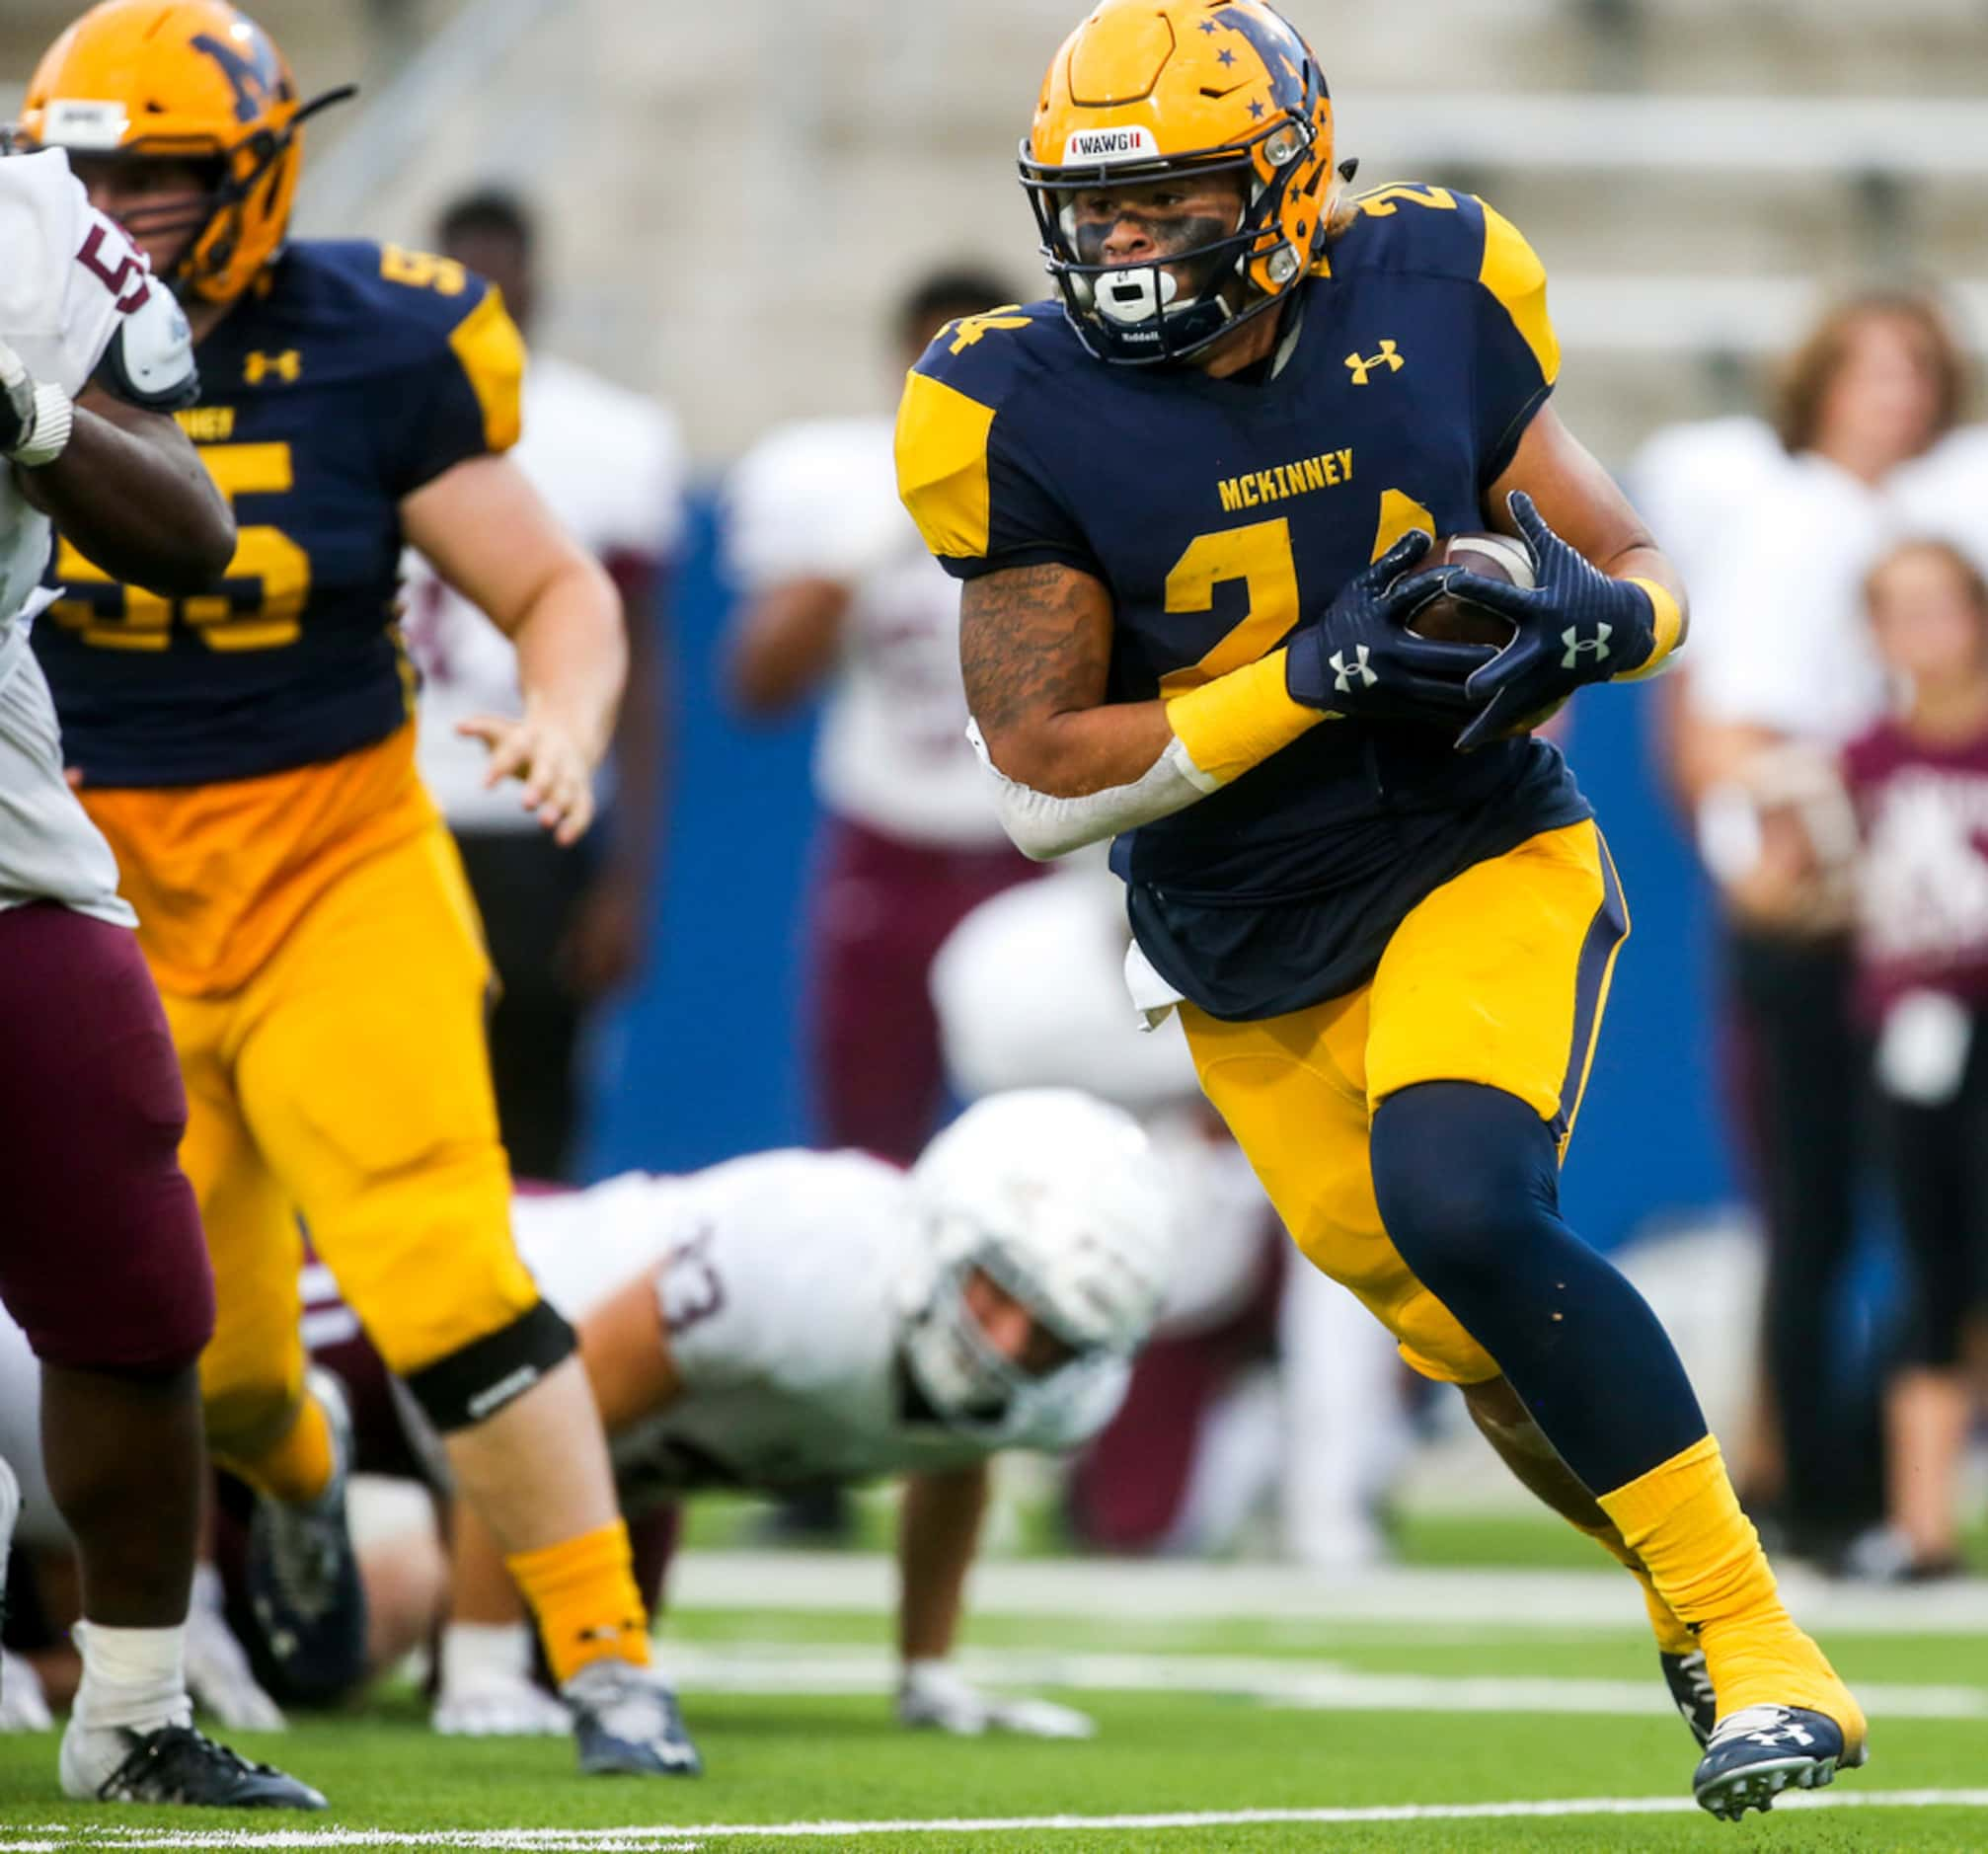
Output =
[{"x1": 895, "y1": 0, "x2": 1863, "y2": 1819}]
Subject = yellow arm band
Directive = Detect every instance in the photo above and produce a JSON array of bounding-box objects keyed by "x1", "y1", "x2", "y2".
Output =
[
  {"x1": 1613, "y1": 578, "x2": 1686, "y2": 682},
  {"x1": 1163, "y1": 649, "x2": 1327, "y2": 788}
]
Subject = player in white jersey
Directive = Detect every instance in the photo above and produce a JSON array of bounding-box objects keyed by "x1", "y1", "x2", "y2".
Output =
[
  {"x1": 421, "y1": 1090, "x2": 1171, "y2": 1750},
  {"x1": 402, "y1": 188, "x2": 685, "y2": 1179},
  {"x1": 723, "y1": 267, "x2": 1039, "y2": 1168},
  {"x1": 0, "y1": 145, "x2": 323, "y2": 1808}
]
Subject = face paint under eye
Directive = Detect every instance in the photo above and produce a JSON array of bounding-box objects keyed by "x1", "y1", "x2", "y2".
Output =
[{"x1": 1072, "y1": 209, "x2": 1235, "y2": 267}]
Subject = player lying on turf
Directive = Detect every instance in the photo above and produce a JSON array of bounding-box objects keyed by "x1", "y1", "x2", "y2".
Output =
[
  {"x1": 0, "y1": 143, "x2": 321, "y2": 1807},
  {"x1": 894, "y1": 0, "x2": 1865, "y2": 1821},
  {"x1": 14, "y1": 0, "x2": 692, "y2": 1777},
  {"x1": 1, "y1": 1091, "x2": 1172, "y2": 1759}
]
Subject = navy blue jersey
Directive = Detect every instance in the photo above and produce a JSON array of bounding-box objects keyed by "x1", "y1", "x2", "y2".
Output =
[
  {"x1": 35, "y1": 239, "x2": 523, "y2": 789},
  {"x1": 898, "y1": 187, "x2": 1590, "y2": 1021}
]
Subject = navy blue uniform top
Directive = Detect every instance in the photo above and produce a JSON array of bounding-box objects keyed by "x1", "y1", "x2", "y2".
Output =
[
  {"x1": 897, "y1": 186, "x2": 1590, "y2": 1022},
  {"x1": 35, "y1": 238, "x2": 524, "y2": 789}
]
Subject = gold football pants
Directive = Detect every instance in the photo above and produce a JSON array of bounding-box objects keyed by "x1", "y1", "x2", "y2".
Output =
[
  {"x1": 162, "y1": 822, "x2": 539, "y2": 1455},
  {"x1": 1181, "y1": 820, "x2": 1628, "y2": 1383}
]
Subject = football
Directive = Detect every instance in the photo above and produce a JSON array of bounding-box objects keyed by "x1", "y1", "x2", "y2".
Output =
[{"x1": 1402, "y1": 531, "x2": 1536, "y2": 646}]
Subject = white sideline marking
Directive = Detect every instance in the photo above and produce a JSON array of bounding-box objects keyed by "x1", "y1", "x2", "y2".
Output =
[
  {"x1": 669, "y1": 1551, "x2": 1988, "y2": 1634},
  {"x1": 659, "y1": 1642, "x2": 1988, "y2": 1722},
  {"x1": 6, "y1": 1789, "x2": 1988, "y2": 1846}
]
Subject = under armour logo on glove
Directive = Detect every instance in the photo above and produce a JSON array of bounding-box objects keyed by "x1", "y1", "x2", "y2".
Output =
[
  {"x1": 1560, "y1": 624, "x2": 1612, "y2": 669},
  {"x1": 1284, "y1": 530, "x2": 1496, "y2": 728},
  {"x1": 1331, "y1": 645, "x2": 1378, "y2": 692},
  {"x1": 1439, "y1": 492, "x2": 1667, "y2": 751}
]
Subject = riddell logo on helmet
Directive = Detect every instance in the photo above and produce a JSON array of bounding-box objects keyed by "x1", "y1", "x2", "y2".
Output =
[{"x1": 1064, "y1": 125, "x2": 1160, "y2": 163}]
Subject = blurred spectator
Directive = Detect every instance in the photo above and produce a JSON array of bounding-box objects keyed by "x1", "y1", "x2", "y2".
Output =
[
  {"x1": 404, "y1": 187, "x2": 684, "y2": 1180},
  {"x1": 1840, "y1": 540, "x2": 1988, "y2": 1579},
  {"x1": 1666, "y1": 292, "x2": 1978, "y2": 1565},
  {"x1": 1627, "y1": 412, "x2": 1788, "y2": 799},
  {"x1": 723, "y1": 267, "x2": 1037, "y2": 1164},
  {"x1": 931, "y1": 854, "x2": 1410, "y2": 1567}
]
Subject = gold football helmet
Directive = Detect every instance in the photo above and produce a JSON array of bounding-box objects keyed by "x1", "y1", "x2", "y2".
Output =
[{"x1": 1023, "y1": 0, "x2": 1338, "y2": 363}]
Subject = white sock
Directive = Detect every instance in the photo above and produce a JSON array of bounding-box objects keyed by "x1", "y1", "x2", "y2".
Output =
[
  {"x1": 71, "y1": 1620, "x2": 192, "y2": 1735},
  {"x1": 440, "y1": 1620, "x2": 535, "y2": 1692}
]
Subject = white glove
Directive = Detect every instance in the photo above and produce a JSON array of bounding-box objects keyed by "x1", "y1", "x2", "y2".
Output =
[
  {"x1": 896, "y1": 1659, "x2": 1097, "y2": 1739},
  {"x1": 0, "y1": 1648, "x2": 52, "y2": 1733},
  {"x1": 0, "y1": 336, "x2": 70, "y2": 466},
  {"x1": 432, "y1": 1671, "x2": 572, "y2": 1738},
  {"x1": 185, "y1": 1564, "x2": 287, "y2": 1732},
  {"x1": 432, "y1": 1622, "x2": 570, "y2": 1738}
]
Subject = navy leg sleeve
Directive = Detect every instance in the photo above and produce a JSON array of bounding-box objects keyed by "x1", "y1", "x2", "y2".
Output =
[{"x1": 1370, "y1": 1080, "x2": 1707, "y2": 1494}]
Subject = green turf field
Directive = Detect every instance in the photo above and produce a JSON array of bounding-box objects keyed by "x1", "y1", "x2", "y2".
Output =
[{"x1": 6, "y1": 1530, "x2": 1986, "y2": 1854}]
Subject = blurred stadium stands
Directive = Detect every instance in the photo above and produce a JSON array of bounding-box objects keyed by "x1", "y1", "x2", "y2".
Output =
[
  {"x1": 306, "y1": 0, "x2": 1988, "y2": 459},
  {"x1": 9, "y1": 0, "x2": 1988, "y2": 458}
]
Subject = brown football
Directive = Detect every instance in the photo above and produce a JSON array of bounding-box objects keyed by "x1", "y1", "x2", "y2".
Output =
[{"x1": 1402, "y1": 531, "x2": 1535, "y2": 646}]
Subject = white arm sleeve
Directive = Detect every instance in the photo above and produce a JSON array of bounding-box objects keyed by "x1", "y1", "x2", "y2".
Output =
[{"x1": 970, "y1": 718, "x2": 1218, "y2": 862}]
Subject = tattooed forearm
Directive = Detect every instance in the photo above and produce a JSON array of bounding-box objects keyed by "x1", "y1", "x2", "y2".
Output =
[
  {"x1": 958, "y1": 562, "x2": 1177, "y2": 798},
  {"x1": 958, "y1": 563, "x2": 1112, "y2": 739}
]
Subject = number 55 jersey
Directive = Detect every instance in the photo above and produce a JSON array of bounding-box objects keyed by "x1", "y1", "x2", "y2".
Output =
[
  {"x1": 33, "y1": 236, "x2": 522, "y2": 996},
  {"x1": 896, "y1": 188, "x2": 1592, "y2": 1023}
]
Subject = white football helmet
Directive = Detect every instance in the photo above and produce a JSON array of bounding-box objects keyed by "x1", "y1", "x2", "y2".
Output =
[{"x1": 901, "y1": 1089, "x2": 1175, "y2": 1438}]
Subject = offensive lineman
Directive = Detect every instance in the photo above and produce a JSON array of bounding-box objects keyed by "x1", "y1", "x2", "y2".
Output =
[
  {"x1": 15, "y1": 0, "x2": 691, "y2": 1774},
  {"x1": 895, "y1": 0, "x2": 1864, "y2": 1819},
  {"x1": 0, "y1": 144, "x2": 320, "y2": 1806}
]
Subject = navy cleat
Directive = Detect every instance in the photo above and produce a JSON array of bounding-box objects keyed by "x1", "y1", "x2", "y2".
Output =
[
  {"x1": 564, "y1": 1660, "x2": 702, "y2": 1776},
  {"x1": 1660, "y1": 1648, "x2": 1717, "y2": 1748},
  {"x1": 64, "y1": 1722, "x2": 327, "y2": 1809},
  {"x1": 245, "y1": 1367, "x2": 367, "y2": 1705},
  {"x1": 1692, "y1": 1704, "x2": 1866, "y2": 1820}
]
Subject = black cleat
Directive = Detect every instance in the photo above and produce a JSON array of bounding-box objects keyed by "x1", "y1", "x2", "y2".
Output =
[
  {"x1": 565, "y1": 1660, "x2": 702, "y2": 1776},
  {"x1": 246, "y1": 1368, "x2": 367, "y2": 1705},
  {"x1": 70, "y1": 1723, "x2": 327, "y2": 1809},
  {"x1": 1692, "y1": 1704, "x2": 1865, "y2": 1821},
  {"x1": 1660, "y1": 1647, "x2": 1717, "y2": 1748}
]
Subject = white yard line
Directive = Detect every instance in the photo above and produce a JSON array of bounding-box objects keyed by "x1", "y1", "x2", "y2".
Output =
[
  {"x1": 6, "y1": 1788, "x2": 1988, "y2": 1847},
  {"x1": 668, "y1": 1552, "x2": 1988, "y2": 1634},
  {"x1": 655, "y1": 1641, "x2": 1988, "y2": 1721}
]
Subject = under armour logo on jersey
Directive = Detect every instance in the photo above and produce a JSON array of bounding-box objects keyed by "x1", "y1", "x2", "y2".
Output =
[
  {"x1": 1344, "y1": 341, "x2": 1404, "y2": 385},
  {"x1": 244, "y1": 349, "x2": 302, "y2": 385},
  {"x1": 1330, "y1": 645, "x2": 1377, "y2": 691},
  {"x1": 1561, "y1": 623, "x2": 1612, "y2": 669}
]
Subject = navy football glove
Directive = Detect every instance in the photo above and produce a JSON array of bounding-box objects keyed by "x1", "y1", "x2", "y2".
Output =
[
  {"x1": 1286, "y1": 530, "x2": 1497, "y2": 725},
  {"x1": 1443, "y1": 492, "x2": 1664, "y2": 751}
]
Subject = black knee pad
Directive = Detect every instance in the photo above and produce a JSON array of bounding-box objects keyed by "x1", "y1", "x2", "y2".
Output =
[
  {"x1": 1372, "y1": 1082, "x2": 1558, "y2": 1289},
  {"x1": 401, "y1": 1299, "x2": 576, "y2": 1434}
]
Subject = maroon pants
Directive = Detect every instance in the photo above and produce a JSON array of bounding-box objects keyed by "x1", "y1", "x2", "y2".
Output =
[
  {"x1": 808, "y1": 815, "x2": 1039, "y2": 1163},
  {"x1": 0, "y1": 901, "x2": 213, "y2": 1371},
  {"x1": 1067, "y1": 1242, "x2": 1282, "y2": 1552}
]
